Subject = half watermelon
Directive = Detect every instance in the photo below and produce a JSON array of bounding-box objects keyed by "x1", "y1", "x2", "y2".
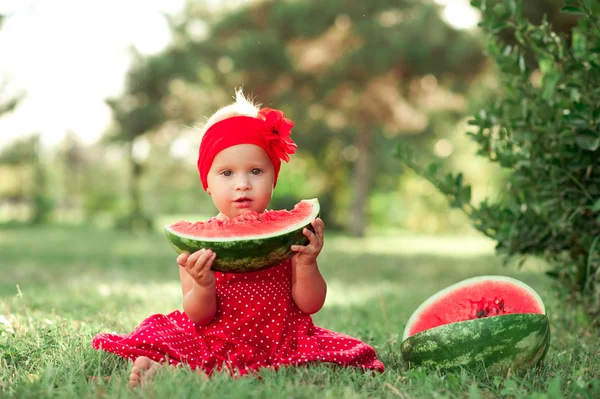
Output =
[
  {"x1": 165, "y1": 198, "x2": 319, "y2": 273},
  {"x1": 400, "y1": 276, "x2": 550, "y2": 372}
]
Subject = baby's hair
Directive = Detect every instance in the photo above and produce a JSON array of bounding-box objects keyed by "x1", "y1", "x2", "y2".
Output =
[{"x1": 200, "y1": 88, "x2": 260, "y2": 136}]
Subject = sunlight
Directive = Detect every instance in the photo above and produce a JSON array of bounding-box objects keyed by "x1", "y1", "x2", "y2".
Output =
[
  {"x1": 91, "y1": 278, "x2": 403, "y2": 311},
  {"x1": 95, "y1": 280, "x2": 181, "y2": 303},
  {"x1": 0, "y1": 313, "x2": 15, "y2": 334},
  {"x1": 328, "y1": 235, "x2": 496, "y2": 257},
  {"x1": 434, "y1": 0, "x2": 481, "y2": 30},
  {"x1": 67, "y1": 274, "x2": 183, "y2": 313},
  {"x1": 0, "y1": 0, "x2": 185, "y2": 149},
  {"x1": 324, "y1": 280, "x2": 401, "y2": 308}
]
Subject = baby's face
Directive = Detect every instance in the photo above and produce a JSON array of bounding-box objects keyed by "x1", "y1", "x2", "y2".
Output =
[{"x1": 206, "y1": 144, "x2": 274, "y2": 219}]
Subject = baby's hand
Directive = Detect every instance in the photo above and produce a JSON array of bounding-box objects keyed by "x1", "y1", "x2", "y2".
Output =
[
  {"x1": 291, "y1": 217, "x2": 325, "y2": 267},
  {"x1": 177, "y1": 249, "x2": 216, "y2": 287}
]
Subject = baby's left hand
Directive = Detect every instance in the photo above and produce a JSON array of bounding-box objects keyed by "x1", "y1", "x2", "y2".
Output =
[{"x1": 291, "y1": 217, "x2": 325, "y2": 266}]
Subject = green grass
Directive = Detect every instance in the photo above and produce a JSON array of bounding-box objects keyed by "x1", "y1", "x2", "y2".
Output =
[{"x1": 1, "y1": 224, "x2": 598, "y2": 398}]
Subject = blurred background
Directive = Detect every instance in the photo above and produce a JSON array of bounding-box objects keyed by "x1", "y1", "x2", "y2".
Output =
[
  {"x1": 0, "y1": 0, "x2": 575, "y2": 237},
  {"x1": 2, "y1": 3, "x2": 598, "y2": 395}
]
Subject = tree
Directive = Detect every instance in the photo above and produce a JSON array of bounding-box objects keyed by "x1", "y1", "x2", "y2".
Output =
[
  {"x1": 0, "y1": 135, "x2": 53, "y2": 223},
  {"x1": 396, "y1": 0, "x2": 600, "y2": 319},
  {"x1": 172, "y1": 0, "x2": 487, "y2": 235},
  {"x1": 0, "y1": 14, "x2": 24, "y2": 119},
  {"x1": 102, "y1": 46, "x2": 200, "y2": 230},
  {"x1": 56, "y1": 131, "x2": 86, "y2": 211}
]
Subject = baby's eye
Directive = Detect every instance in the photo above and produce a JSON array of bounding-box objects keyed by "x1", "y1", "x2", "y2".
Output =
[
  {"x1": 251, "y1": 168, "x2": 263, "y2": 175},
  {"x1": 221, "y1": 170, "x2": 233, "y2": 177}
]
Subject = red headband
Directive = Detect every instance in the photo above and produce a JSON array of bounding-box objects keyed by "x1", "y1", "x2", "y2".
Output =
[{"x1": 197, "y1": 108, "x2": 297, "y2": 191}]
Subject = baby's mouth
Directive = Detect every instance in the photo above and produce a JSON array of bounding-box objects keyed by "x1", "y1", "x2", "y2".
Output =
[{"x1": 234, "y1": 197, "x2": 253, "y2": 207}]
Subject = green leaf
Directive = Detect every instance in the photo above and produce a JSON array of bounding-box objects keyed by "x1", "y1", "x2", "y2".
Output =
[
  {"x1": 394, "y1": 142, "x2": 413, "y2": 160},
  {"x1": 491, "y1": 22, "x2": 509, "y2": 32},
  {"x1": 572, "y1": 31, "x2": 586, "y2": 59},
  {"x1": 519, "y1": 53, "x2": 526, "y2": 72},
  {"x1": 456, "y1": 172, "x2": 463, "y2": 188},
  {"x1": 539, "y1": 58, "x2": 553, "y2": 74},
  {"x1": 427, "y1": 162, "x2": 440, "y2": 175},
  {"x1": 542, "y1": 72, "x2": 561, "y2": 104},
  {"x1": 573, "y1": 102, "x2": 586, "y2": 113},
  {"x1": 561, "y1": 6, "x2": 585, "y2": 14},
  {"x1": 493, "y1": 3, "x2": 508, "y2": 17},
  {"x1": 563, "y1": 113, "x2": 589, "y2": 127},
  {"x1": 459, "y1": 185, "x2": 472, "y2": 205},
  {"x1": 592, "y1": 199, "x2": 600, "y2": 212},
  {"x1": 594, "y1": 108, "x2": 600, "y2": 124},
  {"x1": 575, "y1": 134, "x2": 600, "y2": 151}
]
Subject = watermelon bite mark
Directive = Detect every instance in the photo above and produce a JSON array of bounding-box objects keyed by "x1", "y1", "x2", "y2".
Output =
[
  {"x1": 168, "y1": 200, "x2": 316, "y2": 241},
  {"x1": 164, "y1": 198, "x2": 320, "y2": 273}
]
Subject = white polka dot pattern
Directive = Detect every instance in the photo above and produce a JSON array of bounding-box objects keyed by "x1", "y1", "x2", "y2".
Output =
[{"x1": 92, "y1": 261, "x2": 384, "y2": 375}]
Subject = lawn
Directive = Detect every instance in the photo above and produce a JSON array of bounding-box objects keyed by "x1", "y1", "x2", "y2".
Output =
[{"x1": 0, "y1": 224, "x2": 598, "y2": 398}]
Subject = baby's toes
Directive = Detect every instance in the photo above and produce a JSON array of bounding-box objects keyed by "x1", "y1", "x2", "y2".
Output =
[
  {"x1": 129, "y1": 369, "x2": 142, "y2": 388},
  {"x1": 129, "y1": 356, "x2": 156, "y2": 388}
]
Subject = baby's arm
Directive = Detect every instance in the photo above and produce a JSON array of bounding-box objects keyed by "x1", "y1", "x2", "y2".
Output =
[
  {"x1": 291, "y1": 218, "x2": 327, "y2": 314},
  {"x1": 178, "y1": 250, "x2": 217, "y2": 325}
]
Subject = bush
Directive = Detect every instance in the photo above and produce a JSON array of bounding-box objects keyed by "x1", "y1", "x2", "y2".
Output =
[{"x1": 396, "y1": 0, "x2": 600, "y2": 320}]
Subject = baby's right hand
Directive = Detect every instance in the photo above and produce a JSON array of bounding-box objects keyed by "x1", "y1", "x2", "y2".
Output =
[{"x1": 177, "y1": 249, "x2": 216, "y2": 287}]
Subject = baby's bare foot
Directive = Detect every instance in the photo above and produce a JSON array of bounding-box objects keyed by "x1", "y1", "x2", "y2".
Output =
[{"x1": 129, "y1": 356, "x2": 161, "y2": 388}]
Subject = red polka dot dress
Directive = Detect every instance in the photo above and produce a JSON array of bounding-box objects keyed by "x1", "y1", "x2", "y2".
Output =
[{"x1": 92, "y1": 260, "x2": 384, "y2": 376}]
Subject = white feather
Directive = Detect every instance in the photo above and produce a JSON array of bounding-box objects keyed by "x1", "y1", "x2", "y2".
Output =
[{"x1": 199, "y1": 88, "x2": 260, "y2": 138}]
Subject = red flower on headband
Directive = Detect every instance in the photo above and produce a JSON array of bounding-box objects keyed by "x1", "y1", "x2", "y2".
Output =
[{"x1": 258, "y1": 108, "x2": 297, "y2": 162}]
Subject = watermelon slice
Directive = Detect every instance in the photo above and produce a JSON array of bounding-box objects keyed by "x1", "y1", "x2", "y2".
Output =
[
  {"x1": 400, "y1": 276, "x2": 550, "y2": 372},
  {"x1": 165, "y1": 198, "x2": 319, "y2": 273}
]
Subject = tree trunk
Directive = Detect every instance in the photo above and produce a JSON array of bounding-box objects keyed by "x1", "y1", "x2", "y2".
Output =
[
  {"x1": 350, "y1": 129, "x2": 374, "y2": 237},
  {"x1": 126, "y1": 142, "x2": 146, "y2": 230},
  {"x1": 31, "y1": 157, "x2": 50, "y2": 224}
]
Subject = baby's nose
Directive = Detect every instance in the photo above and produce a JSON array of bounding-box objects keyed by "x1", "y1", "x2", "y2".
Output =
[{"x1": 236, "y1": 177, "x2": 251, "y2": 190}]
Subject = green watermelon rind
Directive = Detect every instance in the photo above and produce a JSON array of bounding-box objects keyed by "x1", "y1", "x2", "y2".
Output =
[
  {"x1": 402, "y1": 275, "x2": 546, "y2": 341},
  {"x1": 400, "y1": 313, "x2": 551, "y2": 372},
  {"x1": 164, "y1": 199, "x2": 320, "y2": 273}
]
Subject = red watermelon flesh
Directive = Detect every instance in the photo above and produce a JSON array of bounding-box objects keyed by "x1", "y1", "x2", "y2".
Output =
[
  {"x1": 403, "y1": 276, "x2": 545, "y2": 340},
  {"x1": 164, "y1": 199, "x2": 320, "y2": 273},
  {"x1": 169, "y1": 200, "x2": 315, "y2": 239}
]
